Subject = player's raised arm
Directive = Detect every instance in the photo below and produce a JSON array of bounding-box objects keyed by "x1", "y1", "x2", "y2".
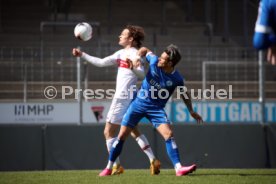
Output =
[
  {"x1": 127, "y1": 46, "x2": 153, "y2": 79},
  {"x1": 130, "y1": 47, "x2": 150, "y2": 69},
  {"x1": 180, "y1": 86, "x2": 203, "y2": 124},
  {"x1": 137, "y1": 47, "x2": 151, "y2": 57},
  {"x1": 72, "y1": 48, "x2": 116, "y2": 67},
  {"x1": 125, "y1": 57, "x2": 145, "y2": 79},
  {"x1": 136, "y1": 47, "x2": 159, "y2": 66},
  {"x1": 132, "y1": 61, "x2": 145, "y2": 79}
]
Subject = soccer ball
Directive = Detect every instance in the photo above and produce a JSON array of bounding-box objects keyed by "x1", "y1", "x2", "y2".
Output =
[{"x1": 74, "y1": 22, "x2": 93, "y2": 41}]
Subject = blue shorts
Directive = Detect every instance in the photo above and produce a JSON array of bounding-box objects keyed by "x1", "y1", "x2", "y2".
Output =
[{"x1": 121, "y1": 99, "x2": 171, "y2": 128}]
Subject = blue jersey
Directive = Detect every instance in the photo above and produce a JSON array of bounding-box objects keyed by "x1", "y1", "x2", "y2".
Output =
[
  {"x1": 121, "y1": 52, "x2": 184, "y2": 128},
  {"x1": 136, "y1": 52, "x2": 184, "y2": 108},
  {"x1": 253, "y1": 0, "x2": 276, "y2": 49}
]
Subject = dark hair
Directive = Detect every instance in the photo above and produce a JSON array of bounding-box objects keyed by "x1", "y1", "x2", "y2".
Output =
[
  {"x1": 125, "y1": 25, "x2": 145, "y2": 48},
  {"x1": 164, "y1": 44, "x2": 181, "y2": 67}
]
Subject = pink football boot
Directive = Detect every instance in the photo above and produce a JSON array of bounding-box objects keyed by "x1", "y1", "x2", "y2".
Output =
[
  {"x1": 99, "y1": 168, "x2": 112, "y2": 177},
  {"x1": 176, "y1": 164, "x2": 197, "y2": 176}
]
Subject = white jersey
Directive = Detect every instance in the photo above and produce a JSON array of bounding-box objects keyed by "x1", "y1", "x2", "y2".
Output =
[{"x1": 81, "y1": 47, "x2": 144, "y2": 99}]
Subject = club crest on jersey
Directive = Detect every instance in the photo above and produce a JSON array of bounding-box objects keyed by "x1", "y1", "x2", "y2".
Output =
[{"x1": 166, "y1": 80, "x2": 173, "y2": 86}]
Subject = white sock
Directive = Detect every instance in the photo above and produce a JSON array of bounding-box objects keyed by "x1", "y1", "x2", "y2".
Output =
[
  {"x1": 174, "y1": 163, "x2": 182, "y2": 171},
  {"x1": 136, "y1": 134, "x2": 155, "y2": 162},
  {"x1": 106, "y1": 137, "x2": 120, "y2": 166},
  {"x1": 106, "y1": 160, "x2": 114, "y2": 170}
]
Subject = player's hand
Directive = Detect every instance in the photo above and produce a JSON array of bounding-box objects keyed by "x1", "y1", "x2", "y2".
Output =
[
  {"x1": 72, "y1": 48, "x2": 83, "y2": 57},
  {"x1": 267, "y1": 45, "x2": 276, "y2": 65},
  {"x1": 133, "y1": 60, "x2": 142, "y2": 68},
  {"x1": 133, "y1": 56, "x2": 142, "y2": 68},
  {"x1": 190, "y1": 111, "x2": 204, "y2": 124},
  {"x1": 138, "y1": 47, "x2": 149, "y2": 57},
  {"x1": 126, "y1": 58, "x2": 134, "y2": 69},
  {"x1": 126, "y1": 57, "x2": 142, "y2": 70}
]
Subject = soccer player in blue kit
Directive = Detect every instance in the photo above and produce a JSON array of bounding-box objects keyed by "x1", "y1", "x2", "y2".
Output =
[
  {"x1": 99, "y1": 44, "x2": 203, "y2": 176},
  {"x1": 253, "y1": 0, "x2": 276, "y2": 65}
]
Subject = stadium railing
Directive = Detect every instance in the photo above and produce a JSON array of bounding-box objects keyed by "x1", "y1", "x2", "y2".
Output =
[{"x1": 0, "y1": 46, "x2": 275, "y2": 101}]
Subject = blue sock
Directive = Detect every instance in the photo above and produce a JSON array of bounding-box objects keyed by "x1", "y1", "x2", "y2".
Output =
[
  {"x1": 165, "y1": 137, "x2": 181, "y2": 167},
  {"x1": 109, "y1": 139, "x2": 125, "y2": 162}
]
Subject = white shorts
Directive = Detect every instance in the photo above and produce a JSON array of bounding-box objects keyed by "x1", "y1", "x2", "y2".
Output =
[{"x1": 106, "y1": 98, "x2": 132, "y2": 125}]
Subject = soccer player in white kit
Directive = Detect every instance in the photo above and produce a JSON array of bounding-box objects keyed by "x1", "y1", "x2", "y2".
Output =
[{"x1": 72, "y1": 25, "x2": 160, "y2": 175}]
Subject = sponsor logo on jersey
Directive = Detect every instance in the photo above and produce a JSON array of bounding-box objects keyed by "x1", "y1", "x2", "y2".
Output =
[
  {"x1": 116, "y1": 59, "x2": 130, "y2": 69},
  {"x1": 150, "y1": 79, "x2": 162, "y2": 90},
  {"x1": 166, "y1": 80, "x2": 173, "y2": 86}
]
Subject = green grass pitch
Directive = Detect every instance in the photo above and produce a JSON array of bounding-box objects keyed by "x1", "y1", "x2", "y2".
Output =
[{"x1": 0, "y1": 169, "x2": 275, "y2": 184}]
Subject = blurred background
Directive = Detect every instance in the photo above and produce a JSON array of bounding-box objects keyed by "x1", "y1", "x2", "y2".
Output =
[{"x1": 0, "y1": 0, "x2": 275, "y2": 171}]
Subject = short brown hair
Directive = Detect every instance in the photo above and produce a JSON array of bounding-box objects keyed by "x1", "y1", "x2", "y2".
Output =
[
  {"x1": 125, "y1": 25, "x2": 145, "y2": 48},
  {"x1": 164, "y1": 44, "x2": 181, "y2": 67}
]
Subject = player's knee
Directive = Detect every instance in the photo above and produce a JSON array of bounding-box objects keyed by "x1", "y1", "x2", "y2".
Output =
[
  {"x1": 118, "y1": 132, "x2": 128, "y2": 140},
  {"x1": 103, "y1": 129, "x2": 109, "y2": 139},
  {"x1": 163, "y1": 130, "x2": 173, "y2": 140},
  {"x1": 103, "y1": 127, "x2": 115, "y2": 139},
  {"x1": 118, "y1": 127, "x2": 132, "y2": 140},
  {"x1": 130, "y1": 128, "x2": 141, "y2": 138}
]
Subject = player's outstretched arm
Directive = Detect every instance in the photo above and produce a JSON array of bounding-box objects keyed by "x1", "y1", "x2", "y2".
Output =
[
  {"x1": 72, "y1": 48, "x2": 116, "y2": 67},
  {"x1": 126, "y1": 58, "x2": 145, "y2": 79},
  {"x1": 132, "y1": 61, "x2": 145, "y2": 79},
  {"x1": 137, "y1": 47, "x2": 151, "y2": 57},
  {"x1": 137, "y1": 47, "x2": 158, "y2": 66},
  {"x1": 180, "y1": 88, "x2": 203, "y2": 124}
]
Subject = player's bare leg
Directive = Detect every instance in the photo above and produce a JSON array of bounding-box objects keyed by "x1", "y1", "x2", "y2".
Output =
[
  {"x1": 156, "y1": 124, "x2": 196, "y2": 176},
  {"x1": 104, "y1": 122, "x2": 159, "y2": 175},
  {"x1": 99, "y1": 125, "x2": 133, "y2": 176},
  {"x1": 131, "y1": 127, "x2": 161, "y2": 175},
  {"x1": 104, "y1": 122, "x2": 124, "y2": 175},
  {"x1": 104, "y1": 121, "x2": 119, "y2": 140}
]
